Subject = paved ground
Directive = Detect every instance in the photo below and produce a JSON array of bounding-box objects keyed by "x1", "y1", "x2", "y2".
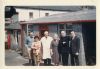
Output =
[
  {"x1": 5, "y1": 49, "x2": 54, "y2": 66},
  {"x1": 5, "y1": 49, "x2": 70, "y2": 66},
  {"x1": 5, "y1": 49, "x2": 29, "y2": 66}
]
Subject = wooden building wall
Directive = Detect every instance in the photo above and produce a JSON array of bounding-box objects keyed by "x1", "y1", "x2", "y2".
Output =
[{"x1": 21, "y1": 23, "x2": 86, "y2": 65}]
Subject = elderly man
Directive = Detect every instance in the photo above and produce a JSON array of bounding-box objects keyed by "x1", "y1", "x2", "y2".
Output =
[
  {"x1": 25, "y1": 32, "x2": 34, "y2": 65},
  {"x1": 41, "y1": 31, "x2": 53, "y2": 66},
  {"x1": 70, "y1": 31, "x2": 80, "y2": 66},
  {"x1": 58, "y1": 31, "x2": 70, "y2": 66}
]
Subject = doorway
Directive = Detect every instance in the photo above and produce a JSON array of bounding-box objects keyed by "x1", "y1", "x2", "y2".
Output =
[
  {"x1": 39, "y1": 24, "x2": 48, "y2": 37},
  {"x1": 82, "y1": 22, "x2": 96, "y2": 65}
]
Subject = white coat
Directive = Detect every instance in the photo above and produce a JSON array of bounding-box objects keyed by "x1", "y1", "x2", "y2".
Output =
[{"x1": 41, "y1": 36, "x2": 53, "y2": 59}]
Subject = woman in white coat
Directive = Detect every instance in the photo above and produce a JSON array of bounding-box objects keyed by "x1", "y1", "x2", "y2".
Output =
[{"x1": 41, "y1": 31, "x2": 53, "y2": 66}]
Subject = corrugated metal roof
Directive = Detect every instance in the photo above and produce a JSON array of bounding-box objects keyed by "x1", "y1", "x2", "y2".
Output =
[
  {"x1": 20, "y1": 9, "x2": 96, "y2": 24},
  {"x1": 14, "y1": 6, "x2": 95, "y2": 12}
]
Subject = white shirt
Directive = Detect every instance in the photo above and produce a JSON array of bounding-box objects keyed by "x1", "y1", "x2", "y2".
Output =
[{"x1": 41, "y1": 36, "x2": 53, "y2": 59}]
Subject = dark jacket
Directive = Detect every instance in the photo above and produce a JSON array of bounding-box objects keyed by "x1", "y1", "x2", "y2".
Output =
[
  {"x1": 58, "y1": 36, "x2": 70, "y2": 54},
  {"x1": 70, "y1": 36, "x2": 80, "y2": 54}
]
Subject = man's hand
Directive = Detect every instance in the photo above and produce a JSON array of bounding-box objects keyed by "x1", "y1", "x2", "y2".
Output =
[{"x1": 75, "y1": 52, "x2": 79, "y2": 55}]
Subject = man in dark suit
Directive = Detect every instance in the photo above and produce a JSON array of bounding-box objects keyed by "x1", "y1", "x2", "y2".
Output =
[
  {"x1": 70, "y1": 31, "x2": 80, "y2": 66},
  {"x1": 58, "y1": 31, "x2": 70, "y2": 66}
]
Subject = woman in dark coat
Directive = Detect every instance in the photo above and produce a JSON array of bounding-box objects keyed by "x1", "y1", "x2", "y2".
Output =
[{"x1": 50, "y1": 34, "x2": 59, "y2": 66}]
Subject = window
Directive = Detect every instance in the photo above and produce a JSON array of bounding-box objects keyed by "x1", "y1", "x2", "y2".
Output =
[
  {"x1": 66, "y1": 23, "x2": 72, "y2": 29},
  {"x1": 45, "y1": 13, "x2": 49, "y2": 16},
  {"x1": 58, "y1": 23, "x2": 72, "y2": 36},
  {"x1": 59, "y1": 24, "x2": 65, "y2": 29},
  {"x1": 29, "y1": 12, "x2": 33, "y2": 18},
  {"x1": 28, "y1": 24, "x2": 33, "y2": 32}
]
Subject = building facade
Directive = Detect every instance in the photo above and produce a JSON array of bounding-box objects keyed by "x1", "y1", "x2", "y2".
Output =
[
  {"x1": 5, "y1": 7, "x2": 21, "y2": 50},
  {"x1": 15, "y1": 8, "x2": 66, "y2": 21},
  {"x1": 20, "y1": 8, "x2": 96, "y2": 65}
]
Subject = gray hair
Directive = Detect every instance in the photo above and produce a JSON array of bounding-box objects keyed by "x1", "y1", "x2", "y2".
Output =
[
  {"x1": 61, "y1": 31, "x2": 66, "y2": 37},
  {"x1": 53, "y1": 33, "x2": 59, "y2": 40}
]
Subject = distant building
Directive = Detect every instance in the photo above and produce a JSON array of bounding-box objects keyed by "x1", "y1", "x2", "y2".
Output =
[
  {"x1": 5, "y1": 6, "x2": 21, "y2": 50},
  {"x1": 15, "y1": 8, "x2": 67, "y2": 21}
]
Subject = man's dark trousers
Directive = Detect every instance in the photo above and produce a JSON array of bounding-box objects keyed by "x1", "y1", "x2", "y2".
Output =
[
  {"x1": 44, "y1": 58, "x2": 51, "y2": 66},
  {"x1": 70, "y1": 53, "x2": 79, "y2": 66},
  {"x1": 61, "y1": 53, "x2": 69, "y2": 66}
]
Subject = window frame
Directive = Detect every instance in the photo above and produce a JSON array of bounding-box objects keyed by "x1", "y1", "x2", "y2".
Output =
[
  {"x1": 29, "y1": 12, "x2": 33, "y2": 19},
  {"x1": 58, "y1": 23, "x2": 73, "y2": 36}
]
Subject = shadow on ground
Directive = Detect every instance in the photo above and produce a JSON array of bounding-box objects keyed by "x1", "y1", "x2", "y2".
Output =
[{"x1": 23, "y1": 63, "x2": 54, "y2": 66}]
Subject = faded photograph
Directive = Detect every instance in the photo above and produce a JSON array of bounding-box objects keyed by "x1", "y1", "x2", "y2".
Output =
[{"x1": 5, "y1": 6, "x2": 96, "y2": 66}]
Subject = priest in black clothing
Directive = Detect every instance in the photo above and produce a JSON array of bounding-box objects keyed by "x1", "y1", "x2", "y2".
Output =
[{"x1": 58, "y1": 31, "x2": 70, "y2": 66}]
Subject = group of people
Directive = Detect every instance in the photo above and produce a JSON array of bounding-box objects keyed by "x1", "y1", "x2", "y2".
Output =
[{"x1": 25, "y1": 30, "x2": 80, "y2": 66}]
